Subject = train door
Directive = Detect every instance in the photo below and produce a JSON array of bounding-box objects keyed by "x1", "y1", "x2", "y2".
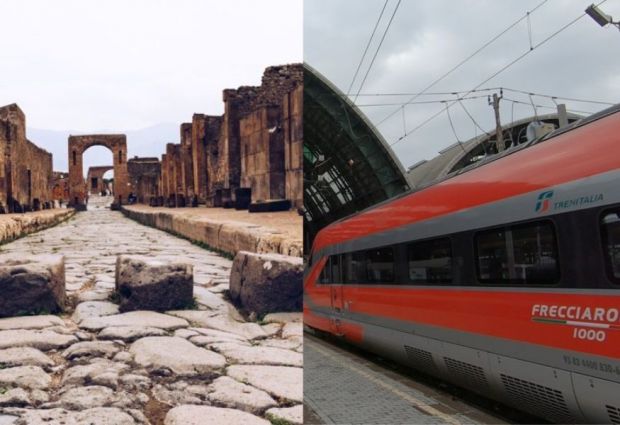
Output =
[
  {"x1": 329, "y1": 255, "x2": 344, "y2": 335},
  {"x1": 330, "y1": 285, "x2": 344, "y2": 335}
]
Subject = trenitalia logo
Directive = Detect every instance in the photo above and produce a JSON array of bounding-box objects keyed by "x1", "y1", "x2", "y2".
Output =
[
  {"x1": 535, "y1": 190, "x2": 554, "y2": 213},
  {"x1": 535, "y1": 190, "x2": 604, "y2": 214}
]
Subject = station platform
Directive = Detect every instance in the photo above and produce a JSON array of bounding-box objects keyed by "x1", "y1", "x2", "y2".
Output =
[{"x1": 304, "y1": 333, "x2": 509, "y2": 425}]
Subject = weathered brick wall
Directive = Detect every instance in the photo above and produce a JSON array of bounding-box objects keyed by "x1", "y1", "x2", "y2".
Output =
[
  {"x1": 0, "y1": 104, "x2": 54, "y2": 212},
  {"x1": 180, "y1": 123, "x2": 194, "y2": 199},
  {"x1": 240, "y1": 105, "x2": 285, "y2": 203},
  {"x1": 190, "y1": 114, "x2": 207, "y2": 203},
  {"x1": 283, "y1": 84, "x2": 303, "y2": 209},
  {"x1": 205, "y1": 116, "x2": 222, "y2": 205},
  {"x1": 127, "y1": 157, "x2": 160, "y2": 204},
  {"x1": 52, "y1": 172, "x2": 69, "y2": 203}
]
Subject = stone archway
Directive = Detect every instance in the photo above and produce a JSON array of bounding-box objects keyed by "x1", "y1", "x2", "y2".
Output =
[
  {"x1": 68, "y1": 135, "x2": 129, "y2": 210},
  {"x1": 86, "y1": 165, "x2": 114, "y2": 195}
]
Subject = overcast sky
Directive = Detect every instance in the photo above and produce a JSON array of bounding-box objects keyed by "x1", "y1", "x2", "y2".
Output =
[
  {"x1": 305, "y1": 0, "x2": 620, "y2": 168},
  {"x1": 0, "y1": 0, "x2": 301, "y2": 172}
]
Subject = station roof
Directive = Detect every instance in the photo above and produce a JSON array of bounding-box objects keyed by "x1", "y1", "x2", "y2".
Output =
[
  {"x1": 304, "y1": 64, "x2": 410, "y2": 251},
  {"x1": 407, "y1": 111, "x2": 583, "y2": 189}
]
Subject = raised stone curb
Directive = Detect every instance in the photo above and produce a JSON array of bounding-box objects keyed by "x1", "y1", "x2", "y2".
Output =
[
  {"x1": 0, "y1": 209, "x2": 75, "y2": 245},
  {"x1": 121, "y1": 206, "x2": 302, "y2": 257}
]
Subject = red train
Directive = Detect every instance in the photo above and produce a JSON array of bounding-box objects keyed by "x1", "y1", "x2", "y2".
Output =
[{"x1": 304, "y1": 105, "x2": 620, "y2": 424}]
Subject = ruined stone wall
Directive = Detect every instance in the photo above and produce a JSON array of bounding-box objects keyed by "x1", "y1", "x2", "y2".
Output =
[
  {"x1": 127, "y1": 157, "x2": 160, "y2": 204},
  {"x1": 190, "y1": 114, "x2": 207, "y2": 203},
  {"x1": 149, "y1": 63, "x2": 302, "y2": 210},
  {"x1": 204, "y1": 116, "x2": 222, "y2": 206},
  {"x1": 180, "y1": 123, "x2": 194, "y2": 200},
  {"x1": 240, "y1": 105, "x2": 285, "y2": 203},
  {"x1": 283, "y1": 84, "x2": 303, "y2": 209},
  {"x1": 52, "y1": 172, "x2": 69, "y2": 203},
  {"x1": 0, "y1": 104, "x2": 54, "y2": 212}
]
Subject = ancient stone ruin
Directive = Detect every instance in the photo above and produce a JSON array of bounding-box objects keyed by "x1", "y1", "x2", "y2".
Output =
[
  {"x1": 148, "y1": 63, "x2": 303, "y2": 211},
  {"x1": 0, "y1": 104, "x2": 55, "y2": 213}
]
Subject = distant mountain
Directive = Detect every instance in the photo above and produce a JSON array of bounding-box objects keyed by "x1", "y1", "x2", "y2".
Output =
[{"x1": 27, "y1": 123, "x2": 179, "y2": 172}]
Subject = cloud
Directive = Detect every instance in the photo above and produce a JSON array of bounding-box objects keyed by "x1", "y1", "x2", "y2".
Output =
[{"x1": 305, "y1": 0, "x2": 620, "y2": 167}]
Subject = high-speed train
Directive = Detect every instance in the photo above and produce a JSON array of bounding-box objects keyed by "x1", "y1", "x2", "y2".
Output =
[{"x1": 304, "y1": 104, "x2": 620, "y2": 424}]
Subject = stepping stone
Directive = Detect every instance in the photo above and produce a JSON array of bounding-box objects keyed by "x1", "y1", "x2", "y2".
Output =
[
  {"x1": 211, "y1": 342, "x2": 302, "y2": 366},
  {"x1": 115, "y1": 255, "x2": 193, "y2": 312},
  {"x1": 227, "y1": 365, "x2": 302, "y2": 402},
  {"x1": 0, "y1": 255, "x2": 66, "y2": 318},
  {"x1": 164, "y1": 405, "x2": 269, "y2": 425},
  {"x1": 72, "y1": 301, "x2": 119, "y2": 323},
  {"x1": 130, "y1": 336, "x2": 226, "y2": 376},
  {"x1": 0, "y1": 315, "x2": 65, "y2": 331},
  {"x1": 266, "y1": 405, "x2": 303, "y2": 425},
  {"x1": 229, "y1": 251, "x2": 302, "y2": 316},
  {"x1": 79, "y1": 311, "x2": 189, "y2": 331},
  {"x1": 0, "y1": 347, "x2": 54, "y2": 369},
  {"x1": 0, "y1": 330, "x2": 77, "y2": 351},
  {"x1": 0, "y1": 366, "x2": 51, "y2": 389},
  {"x1": 207, "y1": 376, "x2": 276, "y2": 414}
]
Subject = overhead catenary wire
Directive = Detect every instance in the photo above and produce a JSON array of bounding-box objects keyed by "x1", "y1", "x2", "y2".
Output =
[
  {"x1": 389, "y1": 0, "x2": 610, "y2": 147},
  {"x1": 346, "y1": 0, "x2": 389, "y2": 96},
  {"x1": 353, "y1": 0, "x2": 403, "y2": 102},
  {"x1": 374, "y1": 0, "x2": 550, "y2": 127}
]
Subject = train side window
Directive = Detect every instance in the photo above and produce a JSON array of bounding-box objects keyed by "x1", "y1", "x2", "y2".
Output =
[
  {"x1": 330, "y1": 255, "x2": 342, "y2": 283},
  {"x1": 318, "y1": 257, "x2": 331, "y2": 284},
  {"x1": 366, "y1": 247, "x2": 394, "y2": 282},
  {"x1": 476, "y1": 221, "x2": 559, "y2": 285},
  {"x1": 601, "y1": 210, "x2": 620, "y2": 283},
  {"x1": 343, "y1": 251, "x2": 366, "y2": 283},
  {"x1": 407, "y1": 238, "x2": 452, "y2": 283}
]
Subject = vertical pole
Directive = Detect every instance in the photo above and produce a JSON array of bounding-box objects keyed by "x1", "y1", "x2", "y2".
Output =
[
  {"x1": 490, "y1": 92, "x2": 505, "y2": 152},
  {"x1": 557, "y1": 103, "x2": 568, "y2": 128}
]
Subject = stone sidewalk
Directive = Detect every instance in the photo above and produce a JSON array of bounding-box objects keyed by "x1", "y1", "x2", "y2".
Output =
[
  {"x1": 0, "y1": 196, "x2": 302, "y2": 425},
  {"x1": 0, "y1": 208, "x2": 74, "y2": 244},
  {"x1": 122, "y1": 205, "x2": 303, "y2": 258}
]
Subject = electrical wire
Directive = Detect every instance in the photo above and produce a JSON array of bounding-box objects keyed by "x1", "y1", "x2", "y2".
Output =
[
  {"x1": 353, "y1": 0, "x2": 403, "y2": 102},
  {"x1": 346, "y1": 0, "x2": 389, "y2": 96},
  {"x1": 390, "y1": 0, "x2": 609, "y2": 147},
  {"x1": 375, "y1": 0, "x2": 550, "y2": 127}
]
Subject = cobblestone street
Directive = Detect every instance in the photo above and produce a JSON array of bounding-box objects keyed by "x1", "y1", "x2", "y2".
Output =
[{"x1": 0, "y1": 197, "x2": 302, "y2": 425}]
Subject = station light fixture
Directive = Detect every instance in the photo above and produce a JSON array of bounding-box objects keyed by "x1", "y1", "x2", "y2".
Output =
[{"x1": 585, "y1": 4, "x2": 620, "y2": 30}]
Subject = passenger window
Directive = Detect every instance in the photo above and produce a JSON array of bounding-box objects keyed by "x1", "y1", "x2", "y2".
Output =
[
  {"x1": 366, "y1": 247, "x2": 394, "y2": 282},
  {"x1": 318, "y1": 257, "x2": 331, "y2": 284},
  {"x1": 602, "y1": 211, "x2": 620, "y2": 283},
  {"x1": 476, "y1": 221, "x2": 559, "y2": 285},
  {"x1": 407, "y1": 238, "x2": 452, "y2": 283},
  {"x1": 343, "y1": 251, "x2": 366, "y2": 283},
  {"x1": 330, "y1": 255, "x2": 342, "y2": 283}
]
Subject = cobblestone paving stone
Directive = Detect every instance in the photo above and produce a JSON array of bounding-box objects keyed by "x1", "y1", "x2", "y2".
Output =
[
  {"x1": 304, "y1": 334, "x2": 502, "y2": 425},
  {"x1": 0, "y1": 196, "x2": 303, "y2": 425}
]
